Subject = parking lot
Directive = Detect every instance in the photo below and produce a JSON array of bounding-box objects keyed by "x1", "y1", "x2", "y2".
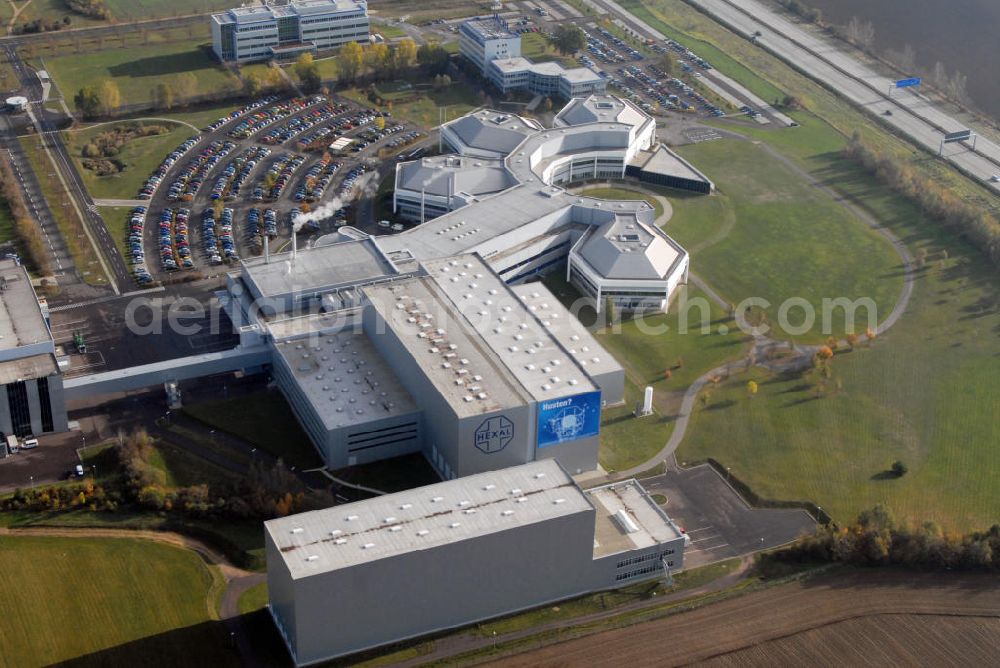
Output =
[
  {"x1": 638, "y1": 464, "x2": 816, "y2": 569},
  {"x1": 0, "y1": 430, "x2": 88, "y2": 494},
  {"x1": 125, "y1": 93, "x2": 423, "y2": 284}
]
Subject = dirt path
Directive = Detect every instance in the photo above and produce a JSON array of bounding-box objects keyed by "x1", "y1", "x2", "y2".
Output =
[
  {"x1": 485, "y1": 570, "x2": 1000, "y2": 667},
  {"x1": 6, "y1": 0, "x2": 30, "y2": 35}
]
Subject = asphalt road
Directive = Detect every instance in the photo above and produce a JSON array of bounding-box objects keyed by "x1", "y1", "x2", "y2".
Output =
[
  {"x1": 687, "y1": 0, "x2": 1000, "y2": 189},
  {"x1": 638, "y1": 464, "x2": 815, "y2": 569},
  {"x1": 4, "y1": 44, "x2": 130, "y2": 294}
]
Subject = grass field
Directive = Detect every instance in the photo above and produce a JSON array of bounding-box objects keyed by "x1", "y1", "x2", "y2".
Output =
[
  {"x1": 0, "y1": 535, "x2": 235, "y2": 667},
  {"x1": 105, "y1": 0, "x2": 232, "y2": 20},
  {"x1": 182, "y1": 391, "x2": 323, "y2": 470},
  {"x1": 670, "y1": 137, "x2": 902, "y2": 340},
  {"x1": 238, "y1": 583, "x2": 269, "y2": 615},
  {"x1": 45, "y1": 38, "x2": 240, "y2": 108},
  {"x1": 578, "y1": 186, "x2": 665, "y2": 219},
  {"x1": 340, "y1": 80, "x2": 480, "y2": 128},
  {"x1": 97, "y1": 205, "x2": 134, "y2": 262},
  {"x1": 65, "y1": 122, "x2": 200, "y2": 201}
]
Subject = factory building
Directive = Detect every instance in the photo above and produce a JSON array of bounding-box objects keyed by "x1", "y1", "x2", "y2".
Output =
[
  {"x1": 211, "y1": 0, "x2": 369, "y2": 63},
  {"x1": 265, "y1": 459, "x2": 688, "y2": 665},
  {"x1": 0, "y1": 260, "x2": 67, "y2": 438},
  {"x1": 460, "y1": 16, "x2": 605, "y2": 99}
]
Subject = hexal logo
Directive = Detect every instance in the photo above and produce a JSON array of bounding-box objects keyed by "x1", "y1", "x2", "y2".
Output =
[{"x1": 474, "y1": 416, "x2": 514, "y2": 454}]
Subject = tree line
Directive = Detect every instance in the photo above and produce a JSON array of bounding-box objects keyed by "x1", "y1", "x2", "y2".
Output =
[
  {"x1": 1, "y1": 430, "x2": 335, "y2": 520},
  {"x1": 0, "y1": 158, "x2": 52, "y2": 276},
  {"x1": 766, "y1": 504, "x2": 1000, "y2": 570},
  {"x1": 844, "y1": 134, "x2": 1000, "y2": 267}
]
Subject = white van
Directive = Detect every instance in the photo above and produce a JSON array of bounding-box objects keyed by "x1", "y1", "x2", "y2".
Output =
[{"x1": 22, "y1": 438, "x2": 38, "y2": 449}]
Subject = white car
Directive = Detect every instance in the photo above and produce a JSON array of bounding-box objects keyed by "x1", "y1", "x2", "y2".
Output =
[{"x1": 990, "y1": 174, "x2": 999, "y2": 183}]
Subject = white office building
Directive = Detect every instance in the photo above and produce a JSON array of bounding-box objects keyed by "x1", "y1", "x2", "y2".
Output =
[
  {"x1": 460, "y1": 16, "x2": 606, "y2": 99},
  {"x1": 211, "y1": 0, "x2": 369, "y2": 63}
]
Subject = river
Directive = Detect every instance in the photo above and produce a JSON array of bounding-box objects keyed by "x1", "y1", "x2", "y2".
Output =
[{"x1": 804, "y1": 0, "x2": 1000, "y2": 121}]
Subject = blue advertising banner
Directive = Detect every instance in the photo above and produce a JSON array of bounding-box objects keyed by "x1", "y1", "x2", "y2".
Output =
[
  {"x1": 895, "y1": 77, "x2": 921, "y2": 88},
  {"x1": 536, "y1": 391, "x2": 602, "y2": 449}
]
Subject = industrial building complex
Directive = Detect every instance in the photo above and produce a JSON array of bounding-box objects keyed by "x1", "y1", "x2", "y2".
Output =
[
  {"x1": 266, "y1": 459, "x2": 688, "y2": 665},
  {"x1": 460, "y1": 16, "x2": 607, "y2": 98},
  {"x1": 19, "y1": 93, "x2": 715, "y2": 660},
  {"x1": 211, "y1": 0, "x2": 370, "y2": 63}
]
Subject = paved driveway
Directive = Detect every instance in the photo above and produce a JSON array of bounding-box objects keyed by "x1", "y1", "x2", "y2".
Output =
[{"x1": 639, "y1": 464, "x2": 816, "y2": 569}]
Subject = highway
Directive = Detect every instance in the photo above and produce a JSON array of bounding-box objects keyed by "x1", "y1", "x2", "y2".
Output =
[{"x1": 685, "y1": 0, "x2": 1000, "y2": 191}]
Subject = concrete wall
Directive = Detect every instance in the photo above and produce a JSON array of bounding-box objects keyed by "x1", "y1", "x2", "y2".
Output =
[{"x1": 282, "y1": 508, "x2": 598, "y2": 665}]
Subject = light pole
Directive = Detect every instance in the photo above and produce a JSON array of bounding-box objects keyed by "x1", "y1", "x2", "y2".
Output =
[{"x1": 29, "y1": 475, "x2": 33, "y2": 489}]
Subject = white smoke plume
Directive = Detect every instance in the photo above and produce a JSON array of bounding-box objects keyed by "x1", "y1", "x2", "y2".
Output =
[{"x1": 292, "y1": 197, "x2": 344, "y2": 232}]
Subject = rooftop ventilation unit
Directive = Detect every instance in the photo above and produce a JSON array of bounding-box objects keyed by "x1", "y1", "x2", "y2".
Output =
[{"x1": 614, "y1": 509, "x2": 640, "y2": 534}]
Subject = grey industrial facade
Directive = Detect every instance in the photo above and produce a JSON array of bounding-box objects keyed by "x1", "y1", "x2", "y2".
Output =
[
  {"x1": 0, "y1": 260, "x2": 67, "y2": 439},
  {"x1": 266, "y1": 459, "x2": 687, "y2": 665}
]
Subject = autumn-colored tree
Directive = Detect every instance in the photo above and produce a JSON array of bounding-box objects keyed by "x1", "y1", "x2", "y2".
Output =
[
  {"x1": 675, "y1": 356, "x2": 684, "y2": 369},
  {"x1": 865, "y1": 326, "x2": 877, "y2": 343},
  {"x1": 816, "y1": 345, "x2": 834, "y2": 360},
  {"x1": 663, "y1": 369, "x2": 672, "y2": 380},
  {"x1": 747, "y1": 380, "x2": 758, "y2": 396},
  {"x1": 845, "y1": 332, "x2": 859, "y2": 349},
  {"x1": 367, "y1": 42, "x2": 391, "y2": 79},
  {"x1": 98, "y1": 78, "x2": 121, "y2": 116},
  {"x1": 395, "y1": 37, "x2": 417, "y2": 70},
  {"x1": 339, "y1": 41, "x2": 364, "y2": 82},
  {"x1": 294, "y1": 52, "x2": 322, "y2": 93}
]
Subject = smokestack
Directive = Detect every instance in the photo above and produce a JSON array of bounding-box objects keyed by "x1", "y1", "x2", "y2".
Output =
[
  {"x1": 292, "y1": 229, "x2": 297, "y2": 261},
  {"x1": 264, "y1": 234, "x2": 270, "y2": 264}
]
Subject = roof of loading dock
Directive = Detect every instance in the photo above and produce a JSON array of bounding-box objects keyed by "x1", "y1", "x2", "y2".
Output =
[
  {"x1": 266, "y1": 459, "x2": 592, "y2": 578},
  {"x1": 587, "y1": 479, "x2": 683, "y2": 558}
]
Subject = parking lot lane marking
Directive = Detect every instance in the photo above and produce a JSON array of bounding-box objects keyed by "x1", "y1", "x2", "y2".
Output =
[{"x1": 686, "y1": 526, "x2": 715, "y2": 533}]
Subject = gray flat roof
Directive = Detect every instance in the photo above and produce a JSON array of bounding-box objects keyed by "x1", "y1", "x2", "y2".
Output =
[
  {"x1": 395, "y1": 156, "x2": 515, "y2": 198},
  {"x1": 632, "y1": 144, "x2": 713, "y2": 186},
  {"x1": 509, "y1": 284, "x2": 622, "y2": 380},
  {"x1": 588, "y1": 479, "x2": 682, "y2": 558},
  {"x1": 462, "y1": 17, "x2": 519, "y2": 41},
  {"x1": 0, "y1": 354, "x2": 57, "y2": 384},
  {"x1": 556, "y1": 95, "x2": 650, "y2": 130},
  {"x1": 266, "y1": 459, "x2": 591, "y2": 578},
  {"x1": 273, "y1": 329, "x2": 418, "y2": 431},
  {"x1": 0, "y1": 260, "x2": 51, "y2": 351},
  {"x1": 240, "y1": 239, "x2": 398, "y2": 300},
  {"x1": 363, "y1": 277, "x2": 530, "y2": 418},
  {"x1": 443, "y1": 110, "x2": 541, "y2": 156},
  {"x1": 576, "y1": 217, "x2": 684, "y2": 281},
  {"x1": 423, "y1": 254, "x2": 597, "y2": 403},
  {"x1": 215, "y1": 0, "x2": 366, "y2": 24}
]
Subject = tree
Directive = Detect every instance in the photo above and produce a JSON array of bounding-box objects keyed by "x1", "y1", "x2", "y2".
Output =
[
  {"x1": 417, "y1": 41, "x2": 449, "y2": 74},
  {"x1": 891, "y1": 460, "x2": 908, "y2": 477},
  {"x1": 395, "y1": 37, "x2": 417, "y2": 70},
  {"x1": 747, "y1": 380, "x2": 758, "y2": 396},
  {"x1": 845, "y1": 16, "x2": 875, "y2": 50},
  {"x1": 243, "y1": 70, "x2": 263, "y2": 98},
  {"x1": 367, "y1": 42, "x2": 391, "y2": 79},
  {"x1": 339, "y1": 41, "x2": 364, "y2": 83},
  {"x1": 657, "y1": 52, "x2": 674, "y2": 76},
  {"x1": 97, "y1": 78, "x2": 121, "y2": 116},
  {"x1": 816, "y1": 345, "x2": 834, "y2": 361},
  {"x1": 294, "y1": 52, "x2": 321, "y2": 93},
  {"x1": 543, "y1": 97, "x2": 553, "y2": 111},
  {"x1": 552, "y1": 24, "x2": 586, "y2": 56},
  {"x1": 153, "y1": 82, "x2": 175, "y2": 110},
  {"x1": 74, "y1": 85, "x2": 101, "y2": 118},
  {"x1": 845, "y1": 332, "x2": 859, "y2": 349},
  {"x1": 663, "y1": 369, "x2": 672, "y2": 380}
]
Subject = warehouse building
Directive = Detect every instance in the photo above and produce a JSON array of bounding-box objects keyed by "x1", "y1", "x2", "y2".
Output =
[
  {"x1": 266, "y1": 459, "x2": 687, "y2": 665},
  {"x1": 0, "y1": 260, "x2": 67, "y2": 438},
  {"x1": 211, "y1": 0, "x2": 369, "y2": 63},
  {"x1": 460, "y1": 16, "x2": 605, "y2": 99}
]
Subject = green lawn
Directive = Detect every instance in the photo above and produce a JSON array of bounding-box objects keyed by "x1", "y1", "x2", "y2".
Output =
[
  {"x1": 105, "y1": 0, "x2": 233, "y2": 20},
  {"x1": 45, "y1": 38, "x2": 241, "y2": 108},
  {"x1": 182, "y1": 391, "x2": 323, "y2": 470},
  {"x1": 97, "y1": 206, "x2": 134, "y2": 263},
  {"x1": 65, "y1": 122, "x2": 199, "y2": 201},
  {"x1": 0, "y1": 536, "x2": 236, "y2": 667},
  {"x1": 670, "y1": 137, "x2": 902, "y2": 340},
  {"x1": 18, "y1": 134, "x2": 108, "y2": 286},
  {"x1": 238, "y1": 583, "x2": 269, "y2": 615},
  {"x1": 340, "y1": 80, "x2": 480, "y2": 128},
  {"x1": 521, "y1": 32, "x2": 577, "y2": 68},
  {"x1": 371, "y1": 20, "x2": 407, "y2": 40},
  {"x1": 578, "y1": 186, "x2": 665, "y2": 219}
]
